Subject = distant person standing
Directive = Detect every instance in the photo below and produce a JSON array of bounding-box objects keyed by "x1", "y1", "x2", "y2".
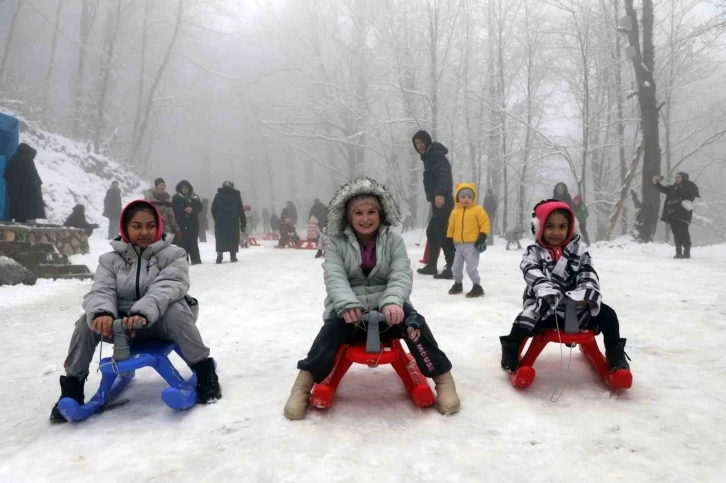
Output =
[
  {"x1": 308, "y1": 198, "x2": 328, "y2": 230},
  {"x1": 146, "y1": 178, "x2": 166, "y2": 201},
  {"x1": 482, "y1": 189, "x2": 498, "y2": 245},
  {"x1": 572, "y1": 194, "x2": 591, "y2": 246},
  {"x1": 552, "y1": 182, "x2": 573, "y2": 207},
  {"x1": 653, "y1": 172, "x2": 700, "y2": 259},
  {"x1": 2, "y1": 143, "x2": 46, "y2": 223},
  {"x1": 281, "y1": 201, "x2": 298, "y2": 226},
  {"x1": 212, "y1": 181, "x2": 245, "y2": 264},
  {"x1": 103, "y1": 181, "x2": 123, "y2": 239},
  {"x1": 412, "y1": 130, "x2": 455, "y2": 279},
  {"x1": 172, "y1": 180, "x2": 203, "y2": 265}
]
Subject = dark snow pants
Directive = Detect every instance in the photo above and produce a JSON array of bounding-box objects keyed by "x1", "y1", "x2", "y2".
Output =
[
  {"x1": 669, "y1": 220, "x2": 691, "y2": 253},
  {"x1": 297, "y1": 303, "x2": 453, "y2": 383},
  {"x1": 425, "y1": 198, "x2": 455, "y2": 269},
  {"x1": 507, "y1": 303, "x2": 621, "y2": 345}
]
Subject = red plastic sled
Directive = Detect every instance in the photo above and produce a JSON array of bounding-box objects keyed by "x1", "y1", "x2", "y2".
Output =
[
  {"x1": 247, "y1": 237, "x2": 260, "y2": 246},
  {"x1": 296, "y1": 240, "x2": 318, "y2": 250},
  {"x1": 418, "y1": 241, "x2": 441, "y2": 264},
  {"x1": 509, "y1": 329, "x2": 632, "y2": 391},
  {"x1": 310, "y1": 339, "x2": 435, "y2": 410},
  {"x1": 274, "y1": 239, "x2": 297, "y2": 249},
  {"x1": 263, "y1": 233, "x2": 279, "y2": 240}
]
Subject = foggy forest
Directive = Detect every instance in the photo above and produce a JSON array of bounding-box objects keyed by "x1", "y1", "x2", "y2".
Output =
[{"x1": 1, "y1": 0, "x2": 725, "y2": 244}]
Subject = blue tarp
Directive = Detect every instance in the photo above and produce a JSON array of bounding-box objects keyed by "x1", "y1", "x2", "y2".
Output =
[{"x1": 0, "y1": 112, "x2": 20, "y2": 221}]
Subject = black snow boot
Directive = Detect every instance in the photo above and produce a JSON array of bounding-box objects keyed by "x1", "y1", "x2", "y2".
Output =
[
  {"x1": 216, "y1": 253, "x2": 223, "y2": 264},
  {"x1": 466, "y1": 284, "x2": 485, "y2": 298},
  {"x1": 605, "y1": 339, "x2": 630, "y2": 371},
  {"x1": 230, "y1": 253, "x2": 238, "y2": 263},
  {"x1": 191, "y1": 358, "x2": 222, "y2": 404},
  {"x1": 500, "y1": 336, "x2": 520, "y2": 373},
  {"x1": 674, "y1": 246, "x2": 683, "y2": 259},
  {"x1": 417, "y1": 264, "x2": 438, "y2": 276},
  {"x1": 683, "y1": 245, "x2": 691, "y2": 259},
  {"x1": 433, "y1": 265, "x2": 454, "y2": 280},
  {"x1": 314, "y1": 250, "x2": 323, "y2": 259},
  {"x1": 448, "y1": 282, "x2": 463, "y2": 295},
  {"x1": 50, "y1": 375, "x2": 86, "y2": 423}
]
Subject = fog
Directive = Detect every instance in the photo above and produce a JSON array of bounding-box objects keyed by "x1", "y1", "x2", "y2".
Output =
[{"x1": 1, "y1": 0, "x2": 725, "y2": 243}]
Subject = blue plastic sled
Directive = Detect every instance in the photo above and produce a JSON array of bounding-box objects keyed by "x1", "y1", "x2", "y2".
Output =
[{"x1": 58, "y1": 341, "x2": 198, "y2": 422}]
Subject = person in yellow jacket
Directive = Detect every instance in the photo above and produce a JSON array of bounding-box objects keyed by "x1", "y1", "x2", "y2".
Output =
[{"x1": 446, "y1": 183, "x2": 490, "y2": 297}]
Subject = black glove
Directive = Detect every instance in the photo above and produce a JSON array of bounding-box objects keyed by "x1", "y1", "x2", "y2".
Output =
[{"x1": 475, "y1": 233, "x2": 488, "y2": 253}]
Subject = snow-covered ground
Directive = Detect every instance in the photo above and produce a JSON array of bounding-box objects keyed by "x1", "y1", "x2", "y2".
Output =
[{"x1": 1, "y1": 233, "x2": 725, "y2": 483}]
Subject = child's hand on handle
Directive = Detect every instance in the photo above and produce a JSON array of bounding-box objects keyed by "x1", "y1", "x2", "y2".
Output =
[
  {"x1": 122, "y1": 315, "x2": 147, "y2": 338},
  {"x1": 342, "y1": 308, "x2": 362, "y2": 324},
  {"x1": 91, "y1": 316, "x2": 114, "y2": 338},
  {"x1": 383, "y1": 305, "x2": 405, "y2": 326}
]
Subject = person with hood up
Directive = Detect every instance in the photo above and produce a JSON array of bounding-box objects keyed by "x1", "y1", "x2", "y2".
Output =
[
  {"x1": 445, "y1": 183, "x2": 490, "y2": 298},
  {"x1": 499, "y1": 199, "x2": 630, "y2": 375},
  {"x1": 412, "y1": 130, "x2": 456, "y2": 279},
  {"x1": 572, "y1": 194, "x2": 591, "y2": 246},
  {"x1": 172, "y1": 180, "x2": 203, "y2": 265},
  {"x1": 552, "y1": 182, "x2": 573, "y2": 207},
  {"x1": 49, "y1": 200, "x2": 221, "y2": 423},
  {"x1": 103, "y1": 181, "x2": 123, "y2": 239},
  {"x1": 3, "y1": 143, "x2": 46, "y2": 223},
  {"x1": 64, "y1": 204, "x2": 99, "y2": 236},
  {"x1": 151, "y1": 189, "x2": 181, "y2": 239},
  {"x1": 283, "y1": 177, "x2": 460, "y2": 420},
  {"x1": 308, "y1": 198, "x2": 328, "y2": 230},
  {"x1": 653, "y1": 172, "x2": 700, "y2": 259},
  {"x1": 211, "y1": 181, "x2": 245, "y2": 263}
]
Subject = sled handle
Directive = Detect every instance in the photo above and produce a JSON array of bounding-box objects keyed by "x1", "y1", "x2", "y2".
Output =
[
  {"x1": 112, "y1": 319, "x2": 148, "y2": 361},
  {"x1": 361, "y1": 310, "x2": 386, "y2": 354}
]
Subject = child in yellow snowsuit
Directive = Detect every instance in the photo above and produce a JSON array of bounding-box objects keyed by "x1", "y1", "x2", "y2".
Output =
[{"x1": 446, "y1": 183, "x2": 490, "y2": 297}]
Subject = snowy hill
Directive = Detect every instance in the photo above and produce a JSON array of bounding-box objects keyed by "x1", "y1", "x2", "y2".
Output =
[
  {"x1": 2, "y1": 107, "x2": 149, "y2": 227},
  {"x1": 1, "y1": 232, "x2": 726, "y2": 482}
]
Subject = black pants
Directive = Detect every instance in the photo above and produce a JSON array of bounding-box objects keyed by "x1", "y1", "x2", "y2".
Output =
[
  {"x1": 426, "y1": 198, "x2": 455, "y2": 268},
  {"x1": 298, "y1": 303, "x2": 452, "y2": 383},
  {"x1": 508, "y1": 303, "x2": 621, "y2": 345},
  {"x1": 670, "y1": 220, "x2": 691, "y2": 252}
]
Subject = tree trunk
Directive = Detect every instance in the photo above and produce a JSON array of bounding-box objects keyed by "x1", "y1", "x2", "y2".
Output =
[
  {"x1": 42, "y1": 0, "x2": 65, "y2": 118},
  {"x1": 428, "y1": 2, "x2": 439, "y2": 139},
  {"x1": 613, "y1": 0, "x2": 628, "y2": 235},
  {"x1": 93, "y1": 0, "x2": 122, "y2": 153},
  {"x1": 72, "y1": 0, "x2": 100, "y2": 136},
  {"x1": 624, "y1": 0, "x2": 661, "y2": 242},
  {"x1": 132, "y1": 0, "x2": 151, "y2": 151},
  {"x1": 0, "y1": 0, "x2": 23, "y2": 81}
]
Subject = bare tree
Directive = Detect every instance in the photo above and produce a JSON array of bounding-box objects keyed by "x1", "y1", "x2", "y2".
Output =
[{"x1": 0, "y1": 0, "x2": 23, "y2": 81}]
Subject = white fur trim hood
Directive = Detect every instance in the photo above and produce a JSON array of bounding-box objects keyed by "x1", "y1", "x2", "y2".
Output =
[{"x1": 326, "y1": 177, "x2": 401, "y2": 237}]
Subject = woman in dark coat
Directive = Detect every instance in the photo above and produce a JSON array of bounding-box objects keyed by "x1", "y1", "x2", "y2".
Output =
[
  {"x1": 653, "y1": 172, "x2": 700, "y2": 259},
  {"x1": 552, "y1": 182, "x2": 573, "y2": 207},
  {"x1": 2, "y1": 143, "x2": 46, "y2": 222},
  {"x1": 211, "y1": 181, "x2": 246, "y2": 264},
  {"x1": 172, "y1": 179, "x2": 203, "y2": 265},
  {"x1": 64, "y1": 204, "x2": 99, "y2": 236}
]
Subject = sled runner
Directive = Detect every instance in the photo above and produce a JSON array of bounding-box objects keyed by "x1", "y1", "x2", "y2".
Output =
[
  {"x1": 310, "y1": 310, "x2": 435, "y2": 410},
  {"x1": 263, "y1": 233, "x2": 279, "y2": 240},
  {"x1": 247, "y1": 237, "x2": 260, "y2": 246},
  {"x1": 296, "y1": 240, "x2": 318, "y2": 250},
  {"x1": 58, "y1": 320, "x2": 198, "y2": 422}
]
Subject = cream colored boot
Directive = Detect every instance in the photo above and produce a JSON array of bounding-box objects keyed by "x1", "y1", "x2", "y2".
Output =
[
  {"x1": 283, "y1": 370, "x2": 315, "y2": 420},
  {"x1": 433, "y1": 371, "x2": 461, "y2": 415}
]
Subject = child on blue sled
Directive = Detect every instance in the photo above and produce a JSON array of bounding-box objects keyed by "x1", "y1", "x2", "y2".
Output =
[
  {"x1": 50, "y1": 200, "x2": 221, "y2": 423},
  {"x1": 283, "y1": 178, "x2": 460, "y2": 419},
  {"x1": 499, "y1": 199, "x2": 630, "y2": 373}
]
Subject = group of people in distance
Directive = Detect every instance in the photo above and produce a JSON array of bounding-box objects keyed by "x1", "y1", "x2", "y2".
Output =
[{"x1": 50, "y1": 126, "x2": 708, "y2": 423}]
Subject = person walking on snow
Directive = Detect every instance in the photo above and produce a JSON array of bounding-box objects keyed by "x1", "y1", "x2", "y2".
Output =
[
  {"x1": 446, "y1": 184, "x2": 490, "y2": 298},
  {"x1": 282, "y1": 177, "x2": 460, "y2": 420},
  {"x1": 211, "y1": 181, "x2": 246, "y2": 263},
  {"x1": 572, "y1": 194, "x2": 591, "y2": 246},
  {"x1": 412, "y1": 130, "x2": 456, "y2": 279},
  {"x1": 49, "y1": 200, "x2": 221, "y2": 423},
  {"x1": 552, "y1": 182, "x2": 573, "y2": 208},
  {"x1": 103, "y1": 181, "x2": 123, "y2": 239},
  {"x1": 653, "y1": 172, "x2": 700, "y2": 259},
  {"x1": 172, "y1": 180, "x2": 203, "y2": 265}
]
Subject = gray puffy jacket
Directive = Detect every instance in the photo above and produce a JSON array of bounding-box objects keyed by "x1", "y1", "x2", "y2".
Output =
[{"x1": 82, "y1": 235, "x2": 192, "y2": 326}]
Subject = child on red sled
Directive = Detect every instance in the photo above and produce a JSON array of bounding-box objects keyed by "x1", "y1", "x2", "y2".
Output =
[
  {"x1": 277, "y1": 216, "x2": 300, "y2": 248},
  {"x1": 283, "y1": 177, "x2": 460, "y2": 419},
  {"x1": 499, "y1": 199, "x2": 630, "y2": 373},
  {"x1": 50, "y1": 200, "x2": 221, "y2": 423}
]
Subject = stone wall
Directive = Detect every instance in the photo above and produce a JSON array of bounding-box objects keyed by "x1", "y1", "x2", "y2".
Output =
[{"x1": 0, "y1": 223, "x2": 90, "y2": 256}]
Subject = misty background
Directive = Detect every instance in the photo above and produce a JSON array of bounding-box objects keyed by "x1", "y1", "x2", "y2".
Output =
[{"x1": 1, "y1": 0, "x2": 725, "y2": 243}]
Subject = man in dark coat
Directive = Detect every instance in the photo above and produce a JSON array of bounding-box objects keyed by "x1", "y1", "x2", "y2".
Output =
[
  {"x1": 199, "y1": 198, "x2": 210, "y2": 243},
  {"x1": 211, "y1": 181, "x2": 246, "y2": 264},
  {"x1": 3, "y1": 143, "x2": 46, "y2": 222},
  {"x1": 172, "y1": 179, "x2": 204, "y2": 264},
  {"x1": 552, "y1": 182, "x2": 574, "y2": 207},
  {"x1": 482, "y1": 189, "x2": 499, "y2": 245},
  {"x1": 281, "y1": 201, "x2": 298, "y2": 226},
  {"x1": 103, "y1": 181, "x2": 123, "y2": 239},
  {"x1": 308, "y1": 198, "x2": 328, "y2": 229},
  {"x1": 270, "y1": 212, "x2": 281, "y2": 232},
  {"x1": 653, "y1": 172, "x2": 700, "y2": 259},
  {"x1": 64, "y1": 204, "x2": 99, "y2": 236},
  {"x1": 412, "y1": 130, "x2": 455, "y2": 279}
]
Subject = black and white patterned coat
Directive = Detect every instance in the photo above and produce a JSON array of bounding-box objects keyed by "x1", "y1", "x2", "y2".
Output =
[{"x1": 514, "y1": 236, "x2": 602, "y2": 331}]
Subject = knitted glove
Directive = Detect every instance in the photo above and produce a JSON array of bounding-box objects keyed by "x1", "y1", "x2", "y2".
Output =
[{"x1": 475, "y1": 233, "x2": 488, "y2": 253}]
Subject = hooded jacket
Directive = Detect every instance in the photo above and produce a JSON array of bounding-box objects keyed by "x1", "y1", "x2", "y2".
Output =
[
  {"x1": 3, "y1": 143, "x2": 46, "y2": 221},
  {"x1": 64, "y1": 204, "x2": 99, "y2": 235},
  {"x1": 446, "y1": 183, "x2": 491, "y2": 244},
  {"x1": 82, "y1": 200, "x2": 192, "y2": 327},
  {"x1": 654, "y1": 172, "x2": 700, "y2": 224},
  {"x1": 412, "y1": 133, "x2": 454, "y2": 203},
  {"x1": 552, "y1": 182, "x2": 573, "y2": 207},
  {"x1": 514, "y1": 200, "x2": 600, "y2": 331},
  {"x1": 322, "y1": 177, "x2": 410, "y2": 319}
]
